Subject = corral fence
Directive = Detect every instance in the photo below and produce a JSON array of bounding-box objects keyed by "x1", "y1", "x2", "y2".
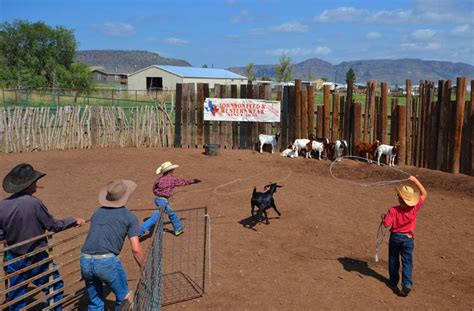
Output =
[
  {"x1": 0, "y1": 223, "x2": 90, "y2": 310},
  {"x1": 173, "y1": 79, "x2": 472, "y2": 176},
  {"x1": 124, "y1": 206, "x2": 208, "y2": 310},
  {"x1": 0, "y1": 105, "x2": 173, "y2": 152}
]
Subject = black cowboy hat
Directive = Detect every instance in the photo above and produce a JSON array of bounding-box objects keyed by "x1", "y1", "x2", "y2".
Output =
[{"x1": 2, "y1": 163, "x2": 46, "y2": 193}]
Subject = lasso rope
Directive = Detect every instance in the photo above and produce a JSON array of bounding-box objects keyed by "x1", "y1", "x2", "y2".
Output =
[
  {"x1": 173, "y1": 167, "x2": 293, "y2": 197},
  {"x1": 329, "y1": 155, "x2": 411, "y2": 187},
  {"x1": 375, "y1": 220, "x2": 388, "y2": 262}
]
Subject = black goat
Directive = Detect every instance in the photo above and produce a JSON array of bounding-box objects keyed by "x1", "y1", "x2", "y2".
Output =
[{"x1": 250, "y1": 183, "x2": 282, "y2": 224}]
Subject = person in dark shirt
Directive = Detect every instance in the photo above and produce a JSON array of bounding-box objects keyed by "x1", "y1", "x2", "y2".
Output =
[
  {"x1": 0, "y1": 163, "x2": 85, "y2": 310},
  {"x1": 80, "y1": 179, "x2": 144, "y2": 310}
]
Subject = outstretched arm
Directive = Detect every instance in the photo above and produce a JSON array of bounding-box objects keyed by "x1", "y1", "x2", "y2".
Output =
[{"x1": 409, "y1": 176, "x2": 427, "y2": 201}]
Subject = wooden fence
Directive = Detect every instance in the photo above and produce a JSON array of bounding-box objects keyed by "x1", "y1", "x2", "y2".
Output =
[
  {"x1": 0, "y1": 105, "x2": 173, "y2": 152},
  {"x1": 174, "y1": 79, "x2": 472, "y2": 176}
]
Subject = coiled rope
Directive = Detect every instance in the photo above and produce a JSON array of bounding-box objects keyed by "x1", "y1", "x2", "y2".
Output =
[{"x1": 329, "y1": 155, "x2": 411, "y2": 187}]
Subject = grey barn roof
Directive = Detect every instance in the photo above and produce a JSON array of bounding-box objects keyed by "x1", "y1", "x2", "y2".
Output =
[{"x1": 129, "y1": 65, "x2": 246, "y2": 79}]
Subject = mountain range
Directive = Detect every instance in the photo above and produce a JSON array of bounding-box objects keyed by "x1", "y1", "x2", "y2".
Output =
[
  {"x1": 75, "y1": 50, "x2": 473, "y2": 85},
  {"x1": 74, "y1": 50, "x2": 191, "y2": 73},
  {"x1": 228, "y1": 58, "x2": 474, "y2": 85}
]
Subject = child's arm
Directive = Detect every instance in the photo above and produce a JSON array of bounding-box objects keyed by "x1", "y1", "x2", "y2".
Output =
[{"x1": 409, "y1": 176, "x2": 427, "y2": 201}]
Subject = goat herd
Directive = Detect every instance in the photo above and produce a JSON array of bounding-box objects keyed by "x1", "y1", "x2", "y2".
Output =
[
  {"x1": 259, "y1": 133, "x2": 401, "y2": 166},
  {"x1": 253, "y1": 133, "x2": 401, "y2": 224}
]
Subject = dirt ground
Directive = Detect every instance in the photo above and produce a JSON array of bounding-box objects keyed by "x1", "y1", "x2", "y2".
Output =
[{"x1": 1, "y1": 147, "x2": 473, "y2": 310}]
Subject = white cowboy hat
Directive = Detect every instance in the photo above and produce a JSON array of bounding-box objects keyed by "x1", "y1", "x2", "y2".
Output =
[
  {"x1": 156, "y1": 161, "x2": 179, "y2": 175},
  {"x1": 99, "y1": 179, "x2": 137, "y2": 208},
  {"x1": 395, "y1": 185, "x2": 420, "y2": 207}
]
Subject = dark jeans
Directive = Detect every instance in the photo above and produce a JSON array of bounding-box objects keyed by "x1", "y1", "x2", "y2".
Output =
[
  {"x1": 140, "y1": 197, "x2": 184, "y2": 235},
  {"x1": 5, "y1": 251, "x2": 63, "y2": 311},
  {"x1": 80, "y1": 255, "x2": 129, "y2": 310},
  {"x1": 388, "y1": 232, "x2": 414, "y2": 289}
]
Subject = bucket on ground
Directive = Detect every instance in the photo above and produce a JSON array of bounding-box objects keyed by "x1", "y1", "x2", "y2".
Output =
[{"x1": 204, "y1": 144, "x2": 220, "y2": 156}]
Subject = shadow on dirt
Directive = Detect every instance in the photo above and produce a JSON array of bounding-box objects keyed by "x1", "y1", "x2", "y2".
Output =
[
  {"x1": 238, "y1": 215, "x2": 280, "y2": 231},
  {"x1": 337, "y1": 257, "x2": 401, "y2": 296}
]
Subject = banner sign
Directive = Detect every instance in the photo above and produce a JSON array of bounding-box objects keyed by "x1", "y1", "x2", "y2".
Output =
[{"x1": 203, "y1": 98, "x2": 280, "y2": 122}]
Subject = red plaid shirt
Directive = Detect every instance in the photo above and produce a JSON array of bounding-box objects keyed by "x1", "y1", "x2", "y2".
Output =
[{"x1": 153, "y1": 174, "x2": 194, "y2": 198}]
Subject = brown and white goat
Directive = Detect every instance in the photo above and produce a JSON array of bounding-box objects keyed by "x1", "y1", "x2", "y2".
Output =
[
  {"x1": 355, "y1": 140, "x2": 381, "y2": 162},
  {"x1": 376, "y1": 141, "x2": 400, "y2": 166}
]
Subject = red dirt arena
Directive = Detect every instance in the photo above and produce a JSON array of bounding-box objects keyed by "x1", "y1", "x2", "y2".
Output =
[{"x1": 1, "y1": 147, "x2": 473, "y2": 310}]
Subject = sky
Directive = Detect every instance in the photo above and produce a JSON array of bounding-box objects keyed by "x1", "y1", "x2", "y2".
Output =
[{"x1": 1, "y1": 0, "x2": 473, "y2": 68}]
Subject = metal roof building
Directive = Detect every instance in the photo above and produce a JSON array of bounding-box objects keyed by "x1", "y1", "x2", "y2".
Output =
[{"x1": 127, "y1": 65, "x2": 247, "y2": 90}]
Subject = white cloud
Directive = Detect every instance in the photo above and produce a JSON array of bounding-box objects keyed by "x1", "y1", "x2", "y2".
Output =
[
  {"x1": 165, "y1": 37, "x2": 189, "y2": 46},
  {"x1": 271, "y1": 22, "x2": 309, "y2": 33},
  {"x1": 313, "y1": 7, "x2": 368, "y2": 22},
  {"x1": 99, "y1": 22, "x2": 135, "y2": 36},
  {"x1": 366, "y1": 32, "x2": 381, "y2": 39},
  {"x1": 411, "y1": 29, "x2": 436, "y2": 40},
  {"x1": 452, "y1": 24, "x2": 471, "y2": 34},
  {"x1": 313, "y1": 4, "x2": 473, "y2": 25},
  {"x1": 266, "y1": 46, "x2": 331, "y2": 56},
  {"x1": 249, "y1": 27, "x2": 266, "y2": 36},
  {"x1": 229, "y1": 10, "x2": 252, "y2": 24},
  {"x1": 401, "y1": 42, "x2": 441, "y2": 51}
]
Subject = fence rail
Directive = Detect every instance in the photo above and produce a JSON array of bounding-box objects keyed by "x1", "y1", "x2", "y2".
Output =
[{"x1": 0, "y1": 224, "x2": 90, "y2": 310}]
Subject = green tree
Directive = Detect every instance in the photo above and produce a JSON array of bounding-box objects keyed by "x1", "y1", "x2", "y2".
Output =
[
  {"x1": 260, "y1": 75, "x2": 272, "y2": 81},
  {"x1": 0, "y1": 20, "x2": 93, "y2": 92},
  {"x1": 202, "y1": 64, "x2": 208, "y2": 68},
  {"x1": 245, "y1": 62, "x2": 256, "y2": 81},
  {"x1": 274, "y1": 53, "x2": 294, "y2": 82},
  {"x1": 321, "y1": 77, "x2": 328, "y2": 82},
  {"x1": 345, "y1": 67, "x2": 356, "y2": 83}
]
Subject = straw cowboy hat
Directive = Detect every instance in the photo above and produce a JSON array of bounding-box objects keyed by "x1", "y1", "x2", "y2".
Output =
[
  {"x1": 99, "y1": 179, "x2": 137, "y2": 208},
  {"x1": 156, "y1": 161, "x2": 179, "y2": 175},
  {"x1": 396, "y1": 185, "x2": 420, "y2": 207},
  {"x1": 2, "y1": 163, "x2": 46, "y2": 194}
]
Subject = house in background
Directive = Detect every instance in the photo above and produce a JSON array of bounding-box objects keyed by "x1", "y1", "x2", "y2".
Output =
[
  {"x1": 89, "y1": 67, "x2": 128, "y2": 85},
  {"x1": 127, "y1": 65, "x2": 247, "y2": 91}
]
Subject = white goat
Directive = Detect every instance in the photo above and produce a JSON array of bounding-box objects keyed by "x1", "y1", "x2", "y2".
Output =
[
  {"x1": 376, "y1": 141, "x2": 400, "y2": 166},
  {"x1": 309, "y1": 140, "x2": 325, "y2": 160},
  {"x1": 335, "y1": 140, "x2": 348, "y2": 158},
  {"x1": 259, "y1": 132, "x2": 280, "y2": 154},
  {"x1": 292, "y1": 139, "x2": 310, "y2": 158}
]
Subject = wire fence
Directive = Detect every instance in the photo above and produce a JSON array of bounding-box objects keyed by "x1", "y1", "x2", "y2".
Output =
[{"x1": 130, "y1": 207, "x2": 164, "y2": 310}]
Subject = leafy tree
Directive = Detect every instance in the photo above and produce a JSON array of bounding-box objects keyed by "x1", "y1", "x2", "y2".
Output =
[
  {"x1": 0, "y1": 20, "x2": 94, "y2": 93},
  {"x1": 202, "y1": 64, "x2": 208, "y2": 68},
  {"x1": 260, "y1": 75, "x2": 272, "y2": 81},
  {"x1": 345, "y1": 67, "x2": 356, "y2": 83},
  {"x1": 274, "y1": 53, "x2": 294, "y2": 82},
  {"x1": 245, "y1": 62, "x2": 256, "y2": 81},
  {"x1": 321, "y1": 77, "x2": 328, "y2": 82}
]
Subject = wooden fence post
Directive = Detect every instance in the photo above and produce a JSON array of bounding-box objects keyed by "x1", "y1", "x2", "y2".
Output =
[
  {"x1": 307, "y1": 85, "x2": 315, "y2": 137},
  {"x1": 405, "y1": 80, "x2": 412, "y2": 165},
  {"x1": 294, "y1": 80, "x2": 302, "y2": 139},
  {"x1": 288, "y1": 86, "x2": 295, "y2": 143},
  {"x1": 174, "y1": 84, "x2": 183, "y2": 147},
  {"x1": 231, "y1": 85, "x2": 238, "y2": 149},
  {"x1": 397, "y1": 104, "x2": 406, "y2": 165},
  {"x1": 189, "y1": 83, "x2": 196, "y2": 148},
  {"x1": 197, "y1": 83, "x2": 204, "y2": 148},
  {"x1": 441, "y1": 81, "x2": 452, "y2": 172},
  {"x1": 353, "y1": 102, "x2": 362, "y2": 150},
  {"x1": 381, "y1": 82, "x2": 388, "y2": 144},
  {"x1": 90, "y1": 107, "x2": 97, "y2": 148},
  {"x1": 460, "y1": 80, "x2": 472, "y2": 175},
  {"x1": 323, "y1": 85, "x2": 330, "y2": 139},
  {"x1": 239, "y1": 84, "x2": 247, "y2": 149},
  {"x1": 280, "y1": 86, "x2": 289, "y2": 150},
  {"x1": 339, "y1": 96, "x2": 345, "y2": 139},
  {"x1": 202, "y1": 84, "x2": 210, "y2": 146},
  {"x1": 332, "y1": 93, "x2": 339, "y2": 140},
  {"x1": 301, "y1": 90, "x2": 308, "y2": 139},
  {"x1": 451, "y1": 77, "x2": 467, "y2": 173},
  {"x1": 316, "y1": 105, "x2": 323, "y2": 139},
  {"x1": 181, "y1": 83, "x2": 190, "y2": 148}
]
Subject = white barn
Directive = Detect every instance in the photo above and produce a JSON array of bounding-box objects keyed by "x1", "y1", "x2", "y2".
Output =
[{"x1": 127, "y1": 65, "x2": 247, "y2": 90}]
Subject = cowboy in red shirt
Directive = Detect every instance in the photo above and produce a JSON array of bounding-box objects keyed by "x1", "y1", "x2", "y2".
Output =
[{"x1": 382, "y1": 176, "x2": 428, "y2": 297}]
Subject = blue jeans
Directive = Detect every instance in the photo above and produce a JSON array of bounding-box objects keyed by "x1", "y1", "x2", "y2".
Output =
[
  {"x1": 140, "y1": 197, "x2": 184, "y2": 235},
  {"x1": 388, "y1": 232, "x2": 414, "y2": 289},
  {"x1": 5, "y1": 251, "x2": 63, "y2": 311},
  {"x1": 80, "y1": 256, "x2": 128, "y2": 310}
]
